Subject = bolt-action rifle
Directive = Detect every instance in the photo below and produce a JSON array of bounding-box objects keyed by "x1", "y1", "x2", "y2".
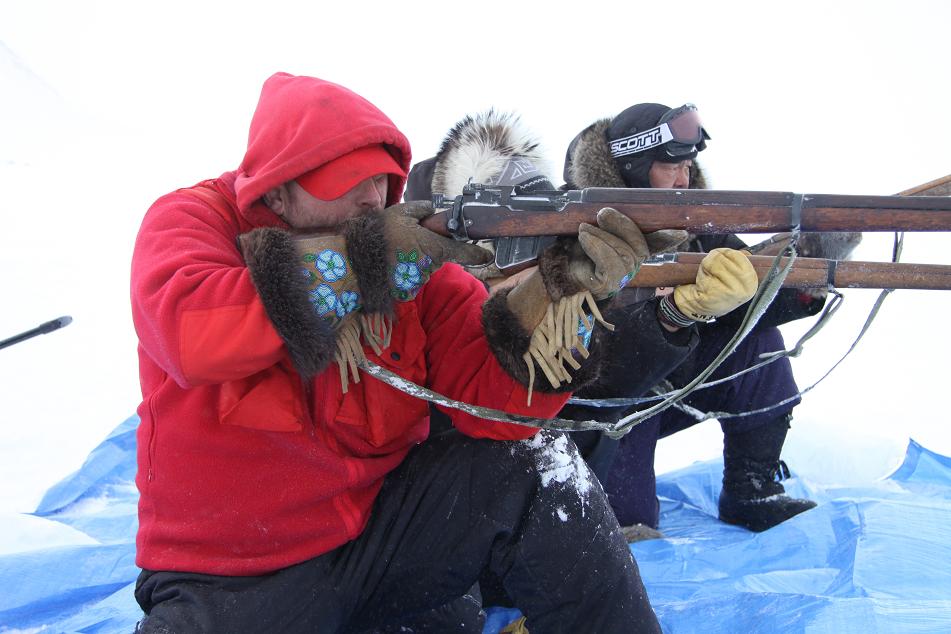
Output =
[{"x1": 420, "y1": 179, "x2": 951, "y2": 290}]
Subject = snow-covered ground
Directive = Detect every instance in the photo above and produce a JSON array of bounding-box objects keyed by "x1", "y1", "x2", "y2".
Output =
[{"x1": 1, "y1": 0, "x2": 949, "y2": 543}]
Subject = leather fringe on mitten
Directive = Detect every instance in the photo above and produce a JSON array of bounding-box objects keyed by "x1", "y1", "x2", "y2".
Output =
[
  {"x1": 483, "y1": 286, "x2": 608, "y2": 406},
  {"x1": 240, "y1": 225, "x2": 396, "y2": 390},
  {"x1": 333, "y1": 313, "x2": 393, "y2": 392},
  {"x1": 522, "y1": 291, "x2": 612, "y2": 404}
]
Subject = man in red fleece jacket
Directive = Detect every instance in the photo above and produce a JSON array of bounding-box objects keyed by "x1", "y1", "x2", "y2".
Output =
[{"x1": 130, "y1": 72, "x2": 661, "y2": 633}]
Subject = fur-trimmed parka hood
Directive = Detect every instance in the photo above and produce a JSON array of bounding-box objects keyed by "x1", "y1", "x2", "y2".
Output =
[
  {"x1": 405, "y1": 110, "x2": 554, "y2": 201},
  {"x1": 563, "y1": 118, "x2": 708, "y2": 190}
]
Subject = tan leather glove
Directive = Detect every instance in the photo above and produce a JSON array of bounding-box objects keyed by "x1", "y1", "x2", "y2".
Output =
[
  {"x1": 482, "y1": 208, "x2": 656, "y2": 401},
  {"x1": 502, "y1": 208, "x2": 651, "y2": 336},
  {"x1": 561, "y1": 207, "x2": 651, "y2": 300},
  {"x1": 670, "y1": 248, "x2": 758, "y2": 322},
  {"x1": 239, "y1": 229, "x2": 355, "y2": 382}
]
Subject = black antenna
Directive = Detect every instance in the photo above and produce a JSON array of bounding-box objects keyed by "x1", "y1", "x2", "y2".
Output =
[{"x1": 0, "y1": 316, "x2": 73, "y2": 351}]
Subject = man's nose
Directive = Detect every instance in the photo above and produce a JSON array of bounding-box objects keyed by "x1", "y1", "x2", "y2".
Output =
[
  {"x1": 673, "y1": 166, "x2": 690, "y2": 188},
  {"x1": 353, "y1": 177, "x2": 386, "y2": 209}
]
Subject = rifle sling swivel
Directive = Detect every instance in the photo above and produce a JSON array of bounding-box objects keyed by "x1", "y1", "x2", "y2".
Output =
[{"x1": 790, "y1": 193, "x2": 804, "y2": 230}]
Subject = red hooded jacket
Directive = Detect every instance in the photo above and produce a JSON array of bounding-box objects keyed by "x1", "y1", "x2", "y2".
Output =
[{"x1": 130, "y1": 74, "x2": 568, "y2": 576}]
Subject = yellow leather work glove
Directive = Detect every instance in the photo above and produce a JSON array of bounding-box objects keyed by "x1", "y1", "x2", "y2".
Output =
[{"x1": 670, "y1": 248, "x2": 758, "y2": 322}]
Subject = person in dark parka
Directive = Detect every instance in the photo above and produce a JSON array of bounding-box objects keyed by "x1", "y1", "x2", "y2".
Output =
[{"x1": 564, "y1": 102, "x2": 861, "y2": 534}]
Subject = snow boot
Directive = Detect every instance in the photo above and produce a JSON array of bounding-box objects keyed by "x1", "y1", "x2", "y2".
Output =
[{"x1": 718, "y1": 414, "x2": 816, "y2": 532}]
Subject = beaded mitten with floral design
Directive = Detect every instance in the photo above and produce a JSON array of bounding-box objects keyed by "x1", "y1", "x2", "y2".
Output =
[{"x1": 240, "y1": 202, "x2": 491, "y2": 389}]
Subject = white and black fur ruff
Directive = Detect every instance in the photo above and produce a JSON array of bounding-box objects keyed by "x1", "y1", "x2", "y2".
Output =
[{"x1": 431, "y1": 110, "x2": 554, "y2": 197}]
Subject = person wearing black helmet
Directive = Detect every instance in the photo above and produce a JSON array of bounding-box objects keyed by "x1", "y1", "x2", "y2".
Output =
[{"x1": 563, "y1": 102, "x2": 863, "y2": 535}]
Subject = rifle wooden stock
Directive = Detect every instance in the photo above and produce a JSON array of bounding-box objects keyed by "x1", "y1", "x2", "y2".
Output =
[
  {"x1": 899, "y1": 173, "x2": 951, "y2": 197},
  {"x1": 421, "y1": 188, "x2": 951, "y2": 238},
  {"x1": 631, "y1": 254, "x2": 951, "y2": 290}
]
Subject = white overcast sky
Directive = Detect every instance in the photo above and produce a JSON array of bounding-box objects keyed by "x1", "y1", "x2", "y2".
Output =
[{"x1": 1, "y1": 0, "x2": 949, "y2": 515}]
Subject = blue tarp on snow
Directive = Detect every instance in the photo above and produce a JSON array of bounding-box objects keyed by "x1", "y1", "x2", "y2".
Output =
[{"x1": 2, "y1": 415, "x2": 950, "y2": 633}]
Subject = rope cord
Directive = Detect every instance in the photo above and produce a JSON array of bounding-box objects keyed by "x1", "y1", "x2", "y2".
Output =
[
  {"x1": 353, "y1": 225, "x2": 903, "y2": 436},
  {"x1": 602, "y1": 241, "x2": 797, "y2": 437},
  {"x1": 358, "y1": 359, "x2": 616, "y2": 433},
  {"x1": 356, "y1": 242, "x2": 795, "y2": 435},
  {"x1": 576, "y1": 231, "x2": 905, "y2": 422},
  {"x1": 568, "y1": 289, "x2": 844, "y2": 410},
  {"x1": 697, "y1": 230, "x2": 903, "y2": 421}
]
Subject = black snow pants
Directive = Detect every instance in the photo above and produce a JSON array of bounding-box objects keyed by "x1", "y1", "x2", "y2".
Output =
[{"x1": 134, "y1": 429, "x2": 660, "y2": 633}]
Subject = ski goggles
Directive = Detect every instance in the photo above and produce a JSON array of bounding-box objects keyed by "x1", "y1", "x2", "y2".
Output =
[{"x1": 609, "y1": 104, "x2": 710, "y2": 159}]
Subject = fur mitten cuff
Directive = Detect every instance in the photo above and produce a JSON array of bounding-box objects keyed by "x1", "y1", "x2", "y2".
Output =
[
  {"x1": 343, "y1": 213, "x2": 395, "y2": 316},
  {"x1": 239, "y1": 227, "x2": 337, "y2": 378},
  {"x1": 537, "y1": 238, "x2": 586, "y2": 300}
]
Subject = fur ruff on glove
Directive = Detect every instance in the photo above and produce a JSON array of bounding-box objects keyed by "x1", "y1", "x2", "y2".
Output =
[
  {"x1": 239, "y1": 227, "x2": 340, "y2": 379},
  {"x1": 241, "y1": 224, "x2": 397, "y2": 390},
  {"x1": 343, "y1": 213, "x2": 396, "y2": 315},
  {"x1": 336, "y1": 212, "x2": 399, "y2": 390}
]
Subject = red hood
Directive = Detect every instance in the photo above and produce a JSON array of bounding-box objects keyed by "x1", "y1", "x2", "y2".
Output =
[{"x1": 234, "y1": 73, "x2": 411, "y2": 215}]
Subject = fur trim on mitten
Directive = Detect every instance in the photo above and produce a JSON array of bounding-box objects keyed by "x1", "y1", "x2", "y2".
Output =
[
  {"x1": 343, "y1": 213, "x2": 395, "y2": 316},
  {"x1": 537, "y1": 238, "x2": 586, "y2": 300},
  {"x1": 239, "y1": 227, "x2": 337, "y2": 378}
]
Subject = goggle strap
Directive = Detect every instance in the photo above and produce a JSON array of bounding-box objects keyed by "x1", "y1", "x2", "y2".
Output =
[{"x1": 609, "y1": 124, "x2": 675, "y2": 158}]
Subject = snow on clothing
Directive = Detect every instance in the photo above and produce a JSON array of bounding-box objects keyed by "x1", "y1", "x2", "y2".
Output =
[
  {"x1": 135, "y1": 430, "x2": 661, "y2": 634},
  {"x1": 563, "y1": 117, "x2": 824, "y2": 529},
  {"x1": 129, "y1": 74, "x2": 567, "y2": 578}
]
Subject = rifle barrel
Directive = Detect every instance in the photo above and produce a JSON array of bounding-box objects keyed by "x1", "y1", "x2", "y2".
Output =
[
  {"x1": 423, "y1": 188, "x2": 951, "y2": 238},
  {"x1": 630, "y1": 255, "x2": 951, "y2": 290}
]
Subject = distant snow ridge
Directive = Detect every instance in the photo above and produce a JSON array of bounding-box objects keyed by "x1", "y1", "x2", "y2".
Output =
[{"x1": 521, "y1": 431, "x2": 594, "y2": 519}]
